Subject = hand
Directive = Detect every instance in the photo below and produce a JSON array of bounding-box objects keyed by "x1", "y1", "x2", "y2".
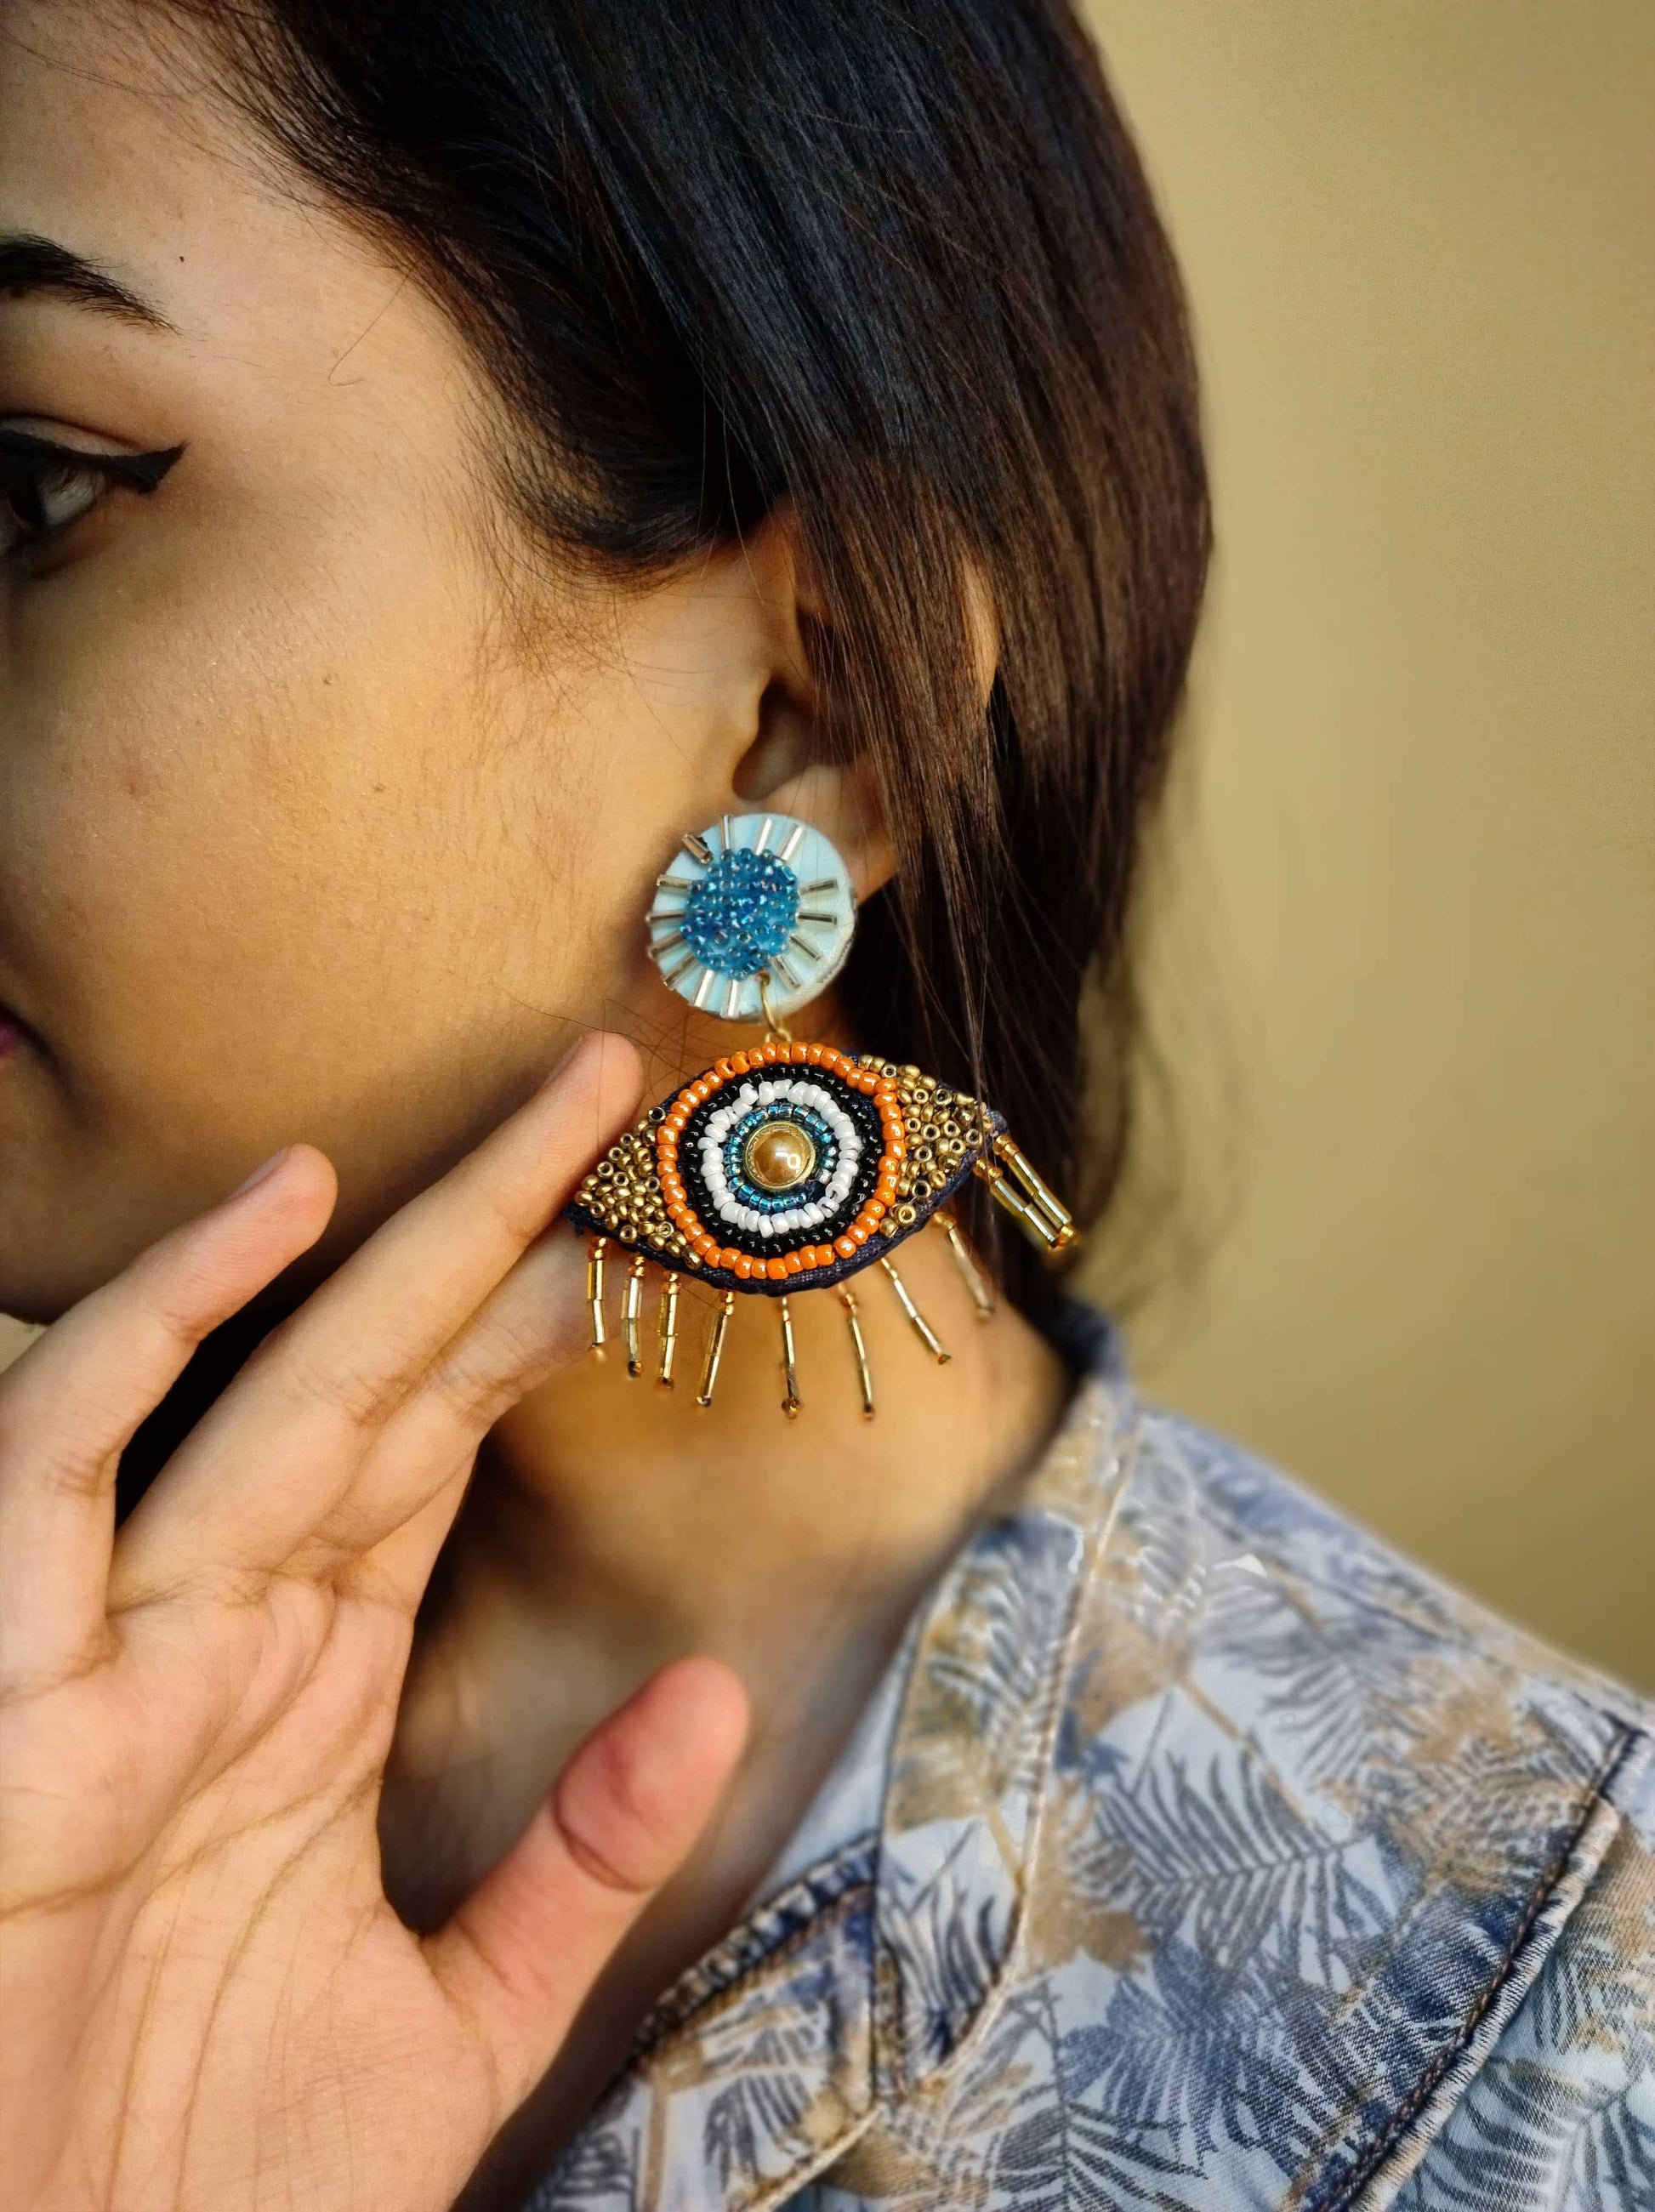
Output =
[{"x1": 0, "y1": 1035, "x2": 748, "y2": 2212}]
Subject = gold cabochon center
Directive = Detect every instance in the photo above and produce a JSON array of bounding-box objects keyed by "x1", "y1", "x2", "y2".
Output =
[{"x1": 744, "y1": 1118, "x2": 817, "y2": 1193}]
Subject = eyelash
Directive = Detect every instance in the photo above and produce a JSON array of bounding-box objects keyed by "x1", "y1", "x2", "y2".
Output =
[{"x1": 0, "y1": 429, "x2": 184, "y2": 562}]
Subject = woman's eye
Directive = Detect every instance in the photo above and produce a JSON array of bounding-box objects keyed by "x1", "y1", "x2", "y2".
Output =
[
  {"x1": 0, "y1": 453, "x2": 111, "y2": 557},
  {"x1": 0, "y1": 427, "x2": 185, "y2": 566}
]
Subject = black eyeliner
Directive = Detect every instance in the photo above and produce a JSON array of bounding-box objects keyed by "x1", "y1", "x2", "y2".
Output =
[{"x1": 0, "y1": 427, "x2": 185, "y2": 492}]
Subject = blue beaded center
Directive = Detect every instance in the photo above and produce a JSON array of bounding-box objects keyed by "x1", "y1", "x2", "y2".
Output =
[
  {"x1": 724, "y1": 1104, "x2": 838, "y2": 1215},
  {"x1": 680, "y1": 850, "x2": 800, "y2": 980}
]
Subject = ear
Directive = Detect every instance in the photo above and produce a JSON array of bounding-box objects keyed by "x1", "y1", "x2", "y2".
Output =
[{"x1": 726, "y1": 503, "x2": 998, "y2": 903}]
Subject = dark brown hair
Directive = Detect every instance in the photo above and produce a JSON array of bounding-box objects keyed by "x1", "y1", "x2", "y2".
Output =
[{"x1": 174, "y1": 0, "x2": 1210, "y2": 1316}]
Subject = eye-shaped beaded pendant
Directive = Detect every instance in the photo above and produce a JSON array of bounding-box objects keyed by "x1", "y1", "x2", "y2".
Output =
[{"x1": 566, "y1": 813, "x2": 1076, "y2": 1416}]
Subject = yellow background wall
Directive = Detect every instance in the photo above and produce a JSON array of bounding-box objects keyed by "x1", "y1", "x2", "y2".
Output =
[
  {"x1": 1082, "y1": 0, "x2": 1655, "y2": 1686},
  {"x1": 2, "y1": 4, "x2": 1649, "y2": 1685}
]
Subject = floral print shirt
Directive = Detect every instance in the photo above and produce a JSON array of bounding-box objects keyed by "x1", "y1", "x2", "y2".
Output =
[{"x1": 532, "y1": 1307, "x2": 1655, "y2": 2210}]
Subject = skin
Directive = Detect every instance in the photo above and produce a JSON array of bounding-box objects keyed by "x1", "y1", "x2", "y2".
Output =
[{"x1": 0, "y1": 6, "x2": 1071, "y2": 2207}]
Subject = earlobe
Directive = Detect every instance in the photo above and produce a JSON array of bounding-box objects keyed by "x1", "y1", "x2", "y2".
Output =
[{"x1": 738, "y1": 755, "x2": 897, "y2": 905}]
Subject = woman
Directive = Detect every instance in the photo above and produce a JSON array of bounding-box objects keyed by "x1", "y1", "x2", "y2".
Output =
[{"x1": 1, "y1": 1, "x2": 1650, "y2": 2207}]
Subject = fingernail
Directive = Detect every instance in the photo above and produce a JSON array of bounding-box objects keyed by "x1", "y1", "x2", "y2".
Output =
[{"x1": 229, "y1": 1146, "x2": 291, "y2": 1199}]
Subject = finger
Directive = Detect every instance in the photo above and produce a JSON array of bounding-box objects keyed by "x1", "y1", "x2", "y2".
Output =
[
  {"x1": 109, "y1": 1033, "x2": 641, "y2": 1610},
  {"x1": 423, "y1": 1658, "x2": 750, "y2": 2120},
  {"x1": 350, "y1": 1454, "x2": 477, "y2": 1621},
  {"x1": 326, "y1": 1226, "x2": 590, "y2": 1607},
  {"x1": 0, "y1": 1148, "x2": 334, "y2": 1691}
]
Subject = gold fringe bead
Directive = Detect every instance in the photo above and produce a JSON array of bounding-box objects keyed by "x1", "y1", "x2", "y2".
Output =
[
  {"x1": 623, "y1": 1254, "x2": 646, "y2": 1378},
  {"x1": 840, "y1": 1288, "x2": 875, "y2": 1419},
  {"x1": 981, "y1": 1159, "x2": 1055, "y2": 1247},
  {"x1": 937, "y1": 1210, "x2": 996, "y2": 1321},
  {"x1": 779, "y1": 1296, "x2": 801, "y2": 1419},
  {"x1": 697, "y1": 1290, "x2": 736, "y2": 1409},
  {"x1": 993, "y1": 1134, "x2": 1078, "y2": 1248},
  {"x1": 879, "y1": 1256, "x2": 951, "y2": 1365},
  {"x1": 657, "y1": 1271, "x2": 680, "y2": 1388},
  {"x1": 587, "y1": 1237, "x2": 609, "y2": 1359}
]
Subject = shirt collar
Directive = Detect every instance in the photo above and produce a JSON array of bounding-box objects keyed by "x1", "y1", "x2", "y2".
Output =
[{"x1": 872, "y1": 1358, "x2": 1135, "y2": 2097}]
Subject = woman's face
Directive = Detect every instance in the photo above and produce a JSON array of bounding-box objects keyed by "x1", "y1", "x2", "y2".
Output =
[{"x1": 0, "y1": 2, "x2": 814, "y2": 1322}]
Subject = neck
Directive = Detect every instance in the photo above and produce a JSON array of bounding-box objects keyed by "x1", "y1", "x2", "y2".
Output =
[
  {"x1": 384, "y1": 1210, "x2": 1068, "y2": 1909},
  {"x1": 416, "y1": 1206, "x2": 1071, "y2": 2209}
]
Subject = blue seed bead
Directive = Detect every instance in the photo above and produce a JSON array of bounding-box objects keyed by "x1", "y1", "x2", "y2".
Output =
[{"x1": 681, "y1": 850, "x2": 800, "y2": 980}]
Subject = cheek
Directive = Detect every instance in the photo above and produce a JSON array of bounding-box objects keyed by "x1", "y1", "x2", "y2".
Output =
[{"x1": 0, "y1": 493, "x2": 569, "y2": 1150}]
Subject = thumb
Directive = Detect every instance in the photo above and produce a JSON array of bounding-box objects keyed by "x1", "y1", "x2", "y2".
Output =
[{"x1": 422, "y1": 1655, "x2": 749, "y2": 2118}]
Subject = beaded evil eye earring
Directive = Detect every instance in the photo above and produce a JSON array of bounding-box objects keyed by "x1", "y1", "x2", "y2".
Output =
[{"x1": 564, "y1": 811, "x2": 1076, "y2": 1417}]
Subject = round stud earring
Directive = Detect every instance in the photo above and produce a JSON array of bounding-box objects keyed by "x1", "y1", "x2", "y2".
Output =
[
  {"x1": 566, "y1": 809, "x2": 1078, "y2": 1419},
  {"x1": 646, "y1": 812, "x2": 856, "y2": 1026}
]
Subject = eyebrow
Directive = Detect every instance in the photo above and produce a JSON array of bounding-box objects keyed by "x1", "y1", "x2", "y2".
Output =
[{"x1": 0, "y1": 232, "x2": 174, "y2": 331}]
